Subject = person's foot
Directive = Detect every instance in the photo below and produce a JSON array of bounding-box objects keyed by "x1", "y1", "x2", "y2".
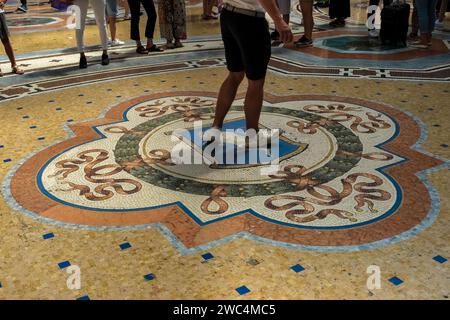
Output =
[
  {"x1": 79, "y1": 55, "x2": 88, "y2": 69},
  {"x1": 270, "y1": 30, "x2": 280, "y2": 41},
  {"x1": 174, "y1": 40, "x2": 183, "y2": 48},
  {"x1": 410, "y1": 41, "x2": 429, "y2": 49},
  {"x1": 368, "y1": 29, "x2": 378, "y2": 38},
  {"x1": 165, "y1": 42, "x2": 176, "y2": 49},
  {"x1": 12, "y1": 65, "x2": 24, "y2": 75},
  {"x1": 202, "y1": 14, "x2": 218, "y2": 20},
  {"x1": 294, "y1": 35, "x2": 313, "y2": 48},
  {"x1": 146, "y1": 45, "x2": 163, "y2": 52},
  {"x1": 101, "y1": 53, "x2": 110, "y2": 65},
  {"x1": 329, "y1": 18, "x2": 345, "y2": 27},
  {"x1": 435, "y1": 19, "x2": 444, "y2": 29},
  {"x1": 124, "y1": 13, "x2": 131, "y2": 20},
  {"x1": 110, "y1": 39, "x2": 125, "y2": 46},
  {"x1": 136, "y1": 45, "x2": 149, "y2": 54},
  {"x1": 407, "y1": 33, "x2": 419, "y2": 42},
  {"x1": 16, "y1": 5, "x2": 27, "y2": 13}
]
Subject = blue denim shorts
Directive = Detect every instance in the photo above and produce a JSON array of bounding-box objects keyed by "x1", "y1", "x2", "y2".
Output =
[{"x1": 105, "y1": 0, "x2": 118, "y2": 17}]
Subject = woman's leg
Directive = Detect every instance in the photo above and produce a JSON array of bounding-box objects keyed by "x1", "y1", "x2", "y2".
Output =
[
  {"x1": 128, "y1": 0, "x2": 142, "y2": 45},
  {"x1": 173, "y1": 0, "x2": 187, "y2": 46},
  {"x1": 141, "y1": 0, "x2": 157, "y2": 48},
  {"x1": 1, "y1": 37, "x2": 23, "y2": 73},
  {"x1": 75, "y1": 0, "x2": 89, "y2": 53},
  {"x1": 413, "y1": 0, "x2": 431, "y2": 46},
  {"x1": 300, "y1": 0, "x2": 313, "y2": 40},
  {"x1": 91, "y1": 0, "x2": 108, "y2": 53}
]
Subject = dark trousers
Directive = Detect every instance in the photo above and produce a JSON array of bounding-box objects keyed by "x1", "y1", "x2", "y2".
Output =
[
  {"x1": 367, "y1": 0, "x2": 392, "y2": 30},
  {"x1": 329, "y1": 0, "x2": 350, "y2": 19},
  {"x1": 128, "y1": 0, "x2": 157, "y2": 41}
]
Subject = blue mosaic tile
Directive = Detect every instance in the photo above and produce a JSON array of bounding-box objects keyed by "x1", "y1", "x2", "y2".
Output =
[
  {"x1": 235, "y1": 286, "x2": 250, "y2": 295},
  {"x1": 290, "y1": 264, "x2": 305, "y2": 273},
  {"x1": 22, "y1": 116, "x2": 29, "y2": 119},
  {"x1": 86, "y1": 101, "x2": 92, "y2": 104},
  {"x1": 433, "y1": 255, "x2": 447, "y2": 264},
  {"x1": 78, "y1": 94, "x2": 84, "y2": 97},
  {"x1": 67, "y1": 119, "x2": 74, "y2": 122},
  {"x1": 42, "y1": 233, "x2": 55, "y2": 240},
  {"x1": 16, "y1": 107, "x2": 23, "y2": 110},
  {"x1": 56, "y1": 108, "x2": 62, "y2": 111},
  {"x1": 29, "y1": 125, "x2": 37, "y2": 129},
  {"x1": 201, "y1": 252, "x2": 214, "y2": 261},
  {"x1": 48, "y1": 100, "x2": 55, "y2": 103},
  {"x1": 0, "y1": 145, "x2": 4, "y2": 148},
  {"x1": 388, "y1": 276, "x2": 404, "y2": 286},
  {"x1": 3, "y1": 159, "x2": 12, "y2": 163},
  {"x1": 144, "y1": 273, "x2": 155, "y2": 281},
  {"x1": 37, "y1": 137, "x2": 45, "y2": 141},
  {"x1": 440, "y1": 144, "x2": 448, "y2": 148},
  {"x1": 58, "y1": 261, "x2": 71, "y2": 269},
  {"x1": 0, "y1": 282, "x2": 2, "y2": 288},
  {"x1": 119, "y1": 242, "x2": 131, "y2": 250},
  {"x1": 77, "y1": 295, "x2": 90, "y2": 300}
]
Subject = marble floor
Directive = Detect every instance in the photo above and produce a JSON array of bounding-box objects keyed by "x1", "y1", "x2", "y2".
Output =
[{"x1": 0, "y1": 1, "x2": 449, "y2": 300}]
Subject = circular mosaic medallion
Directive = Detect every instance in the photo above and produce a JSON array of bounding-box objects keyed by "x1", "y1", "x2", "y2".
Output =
[{"x1": 7, "y1": 92, "x2": 443, "y2": 250}]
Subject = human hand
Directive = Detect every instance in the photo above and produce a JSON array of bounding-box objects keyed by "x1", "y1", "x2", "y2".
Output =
[{"x1": 273, "y1": 17, "x2": 293, "y2": 43}]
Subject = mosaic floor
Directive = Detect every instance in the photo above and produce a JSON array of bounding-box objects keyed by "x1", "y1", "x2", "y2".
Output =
[{"x1": 0, "y1": 1, "x2": 449, "y2": 300}]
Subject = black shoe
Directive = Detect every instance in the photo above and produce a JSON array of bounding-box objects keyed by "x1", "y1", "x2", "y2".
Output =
[
  {"x1": 101, "y1": 53, "x2": 110, "y2": 66},
  {"x1": 146, "y1": 45, "x2": 163, "y2": 52},
  {"x1": 270, "y1": 30, "x2": 280, "y2": 41},
  {"x1": 294, "y1": 35, "x2": 313, "y2": 48},
  {"x1": 79, "y1": 55, "x2": 87, "y2": 69}
]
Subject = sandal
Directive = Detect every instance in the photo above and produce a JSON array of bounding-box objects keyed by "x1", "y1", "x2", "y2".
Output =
[
  {"x1": 165, "y1": 42, "x2": 176, "y2": 49},
  {"x1": 146, "y1": 45, "x2": 163, "y2": 52},
  {"x1": 136, "y1": 46, "x2": 149, "y2": 54},
  {"x1": 174, "y1": 41, "x2": 183, "y2": 48},
  {"x1": 12, "y1": 66, "x2": 24, "y2": 75}
]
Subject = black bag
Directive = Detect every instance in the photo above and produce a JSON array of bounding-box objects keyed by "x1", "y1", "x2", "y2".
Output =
[{"x1": 380, "y1": 0, "x2": 410, "y2": 47}]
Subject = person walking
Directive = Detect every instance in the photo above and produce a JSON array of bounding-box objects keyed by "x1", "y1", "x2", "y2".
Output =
[{"x1": 211, "y1": 0, "x2": 293, "y2": 134}]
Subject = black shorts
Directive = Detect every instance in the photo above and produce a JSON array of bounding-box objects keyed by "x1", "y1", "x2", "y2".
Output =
[{"x1": 220, "y1": 8, "x2": 271, "y2": 80}]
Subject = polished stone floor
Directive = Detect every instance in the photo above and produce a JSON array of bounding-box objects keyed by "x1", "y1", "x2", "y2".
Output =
[{"x1": 0, "y1": 1, "x2": 449, "y2": 299}]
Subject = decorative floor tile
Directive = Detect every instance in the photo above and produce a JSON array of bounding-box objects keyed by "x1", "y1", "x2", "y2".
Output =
[
  {"x1": 433, "y1": 256, "x2": 448, "y2": 264},
  {"x1": 235, "y1": 286, "x2": 251, "y2": 295}
]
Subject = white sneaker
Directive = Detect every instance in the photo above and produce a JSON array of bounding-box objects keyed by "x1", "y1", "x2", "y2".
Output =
[
  {"x1": 111, "y1": 39, "x2": 125, "y2": 46},
  {"x1": 368, "y1": 29, "x2": 379, "y2": 38}
]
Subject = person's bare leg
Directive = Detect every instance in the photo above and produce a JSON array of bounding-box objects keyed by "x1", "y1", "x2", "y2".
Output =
[
  {"x1": 2, "y1": 38, "x2": 17, "y2": 66},
  {"x1": 300, "y1": 0, "x2": 314, "y2": 39},
  {"x1": 212, "y1": 71, "x2": 244, "y2": 128},
  {"x1": 2, "y1": 38, "x2": 24, "y2": 73},
  {"x1": 108, "y1": 16, "x2": 117, "y2": 41},
  {"x1": 244, "y1": 78, "x2": 265, "y2": 131}
]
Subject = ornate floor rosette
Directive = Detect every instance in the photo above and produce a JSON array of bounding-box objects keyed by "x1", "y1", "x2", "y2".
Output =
[{"x1": 6, "y1": 92, "x2": 443, "y2": 251}]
